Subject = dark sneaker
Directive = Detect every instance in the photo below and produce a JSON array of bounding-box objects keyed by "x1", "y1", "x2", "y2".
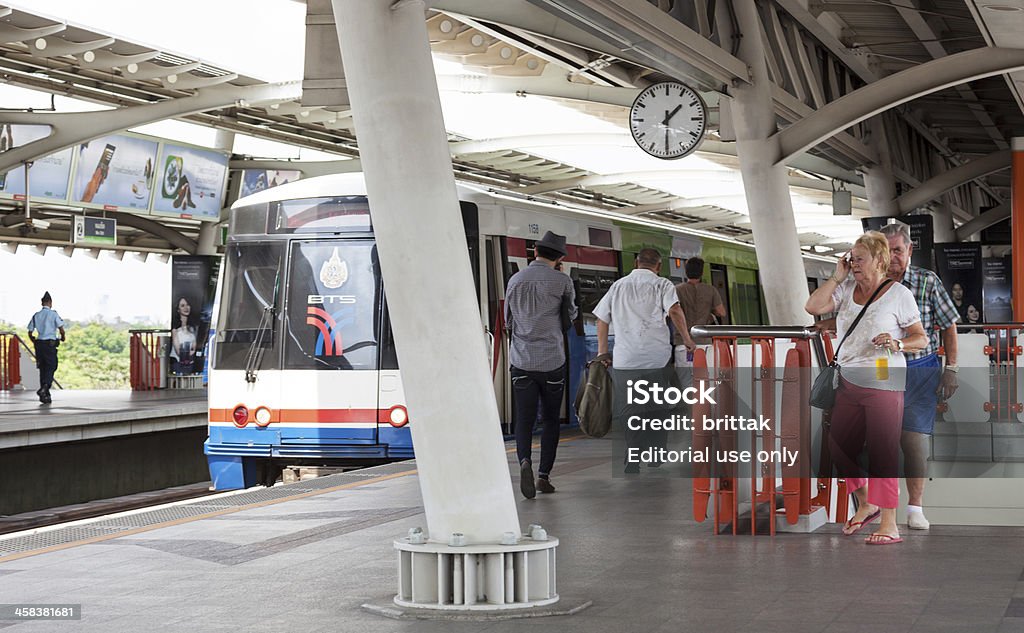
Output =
[
  {"x1": 536, "y1": 478, "x2": 555, "y2": 494},
  {"x1": 520, "y1": 460, "x2": 536, "y2": 499},
  {"x1": 624, "y1": 464, "x2": 640, "y2": 474}
]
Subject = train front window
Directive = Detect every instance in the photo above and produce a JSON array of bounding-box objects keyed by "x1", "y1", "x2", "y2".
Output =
[
  {"x1": 284, "y1": 241, "x2": 382, "y2": 370},
  {"x1": 215, "y1": 242, "x2": 285, "y2": 370},
  {"x1": 270, "y1": 197, "x2": 371, "y2": 234}
]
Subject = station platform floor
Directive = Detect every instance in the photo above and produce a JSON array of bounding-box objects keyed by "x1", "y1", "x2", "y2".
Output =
[
  {"x1": 0, "y1": 389, "x2": 207, "y2": 449},
  {"x1": 1, "y1": 435, "x2": 1023, "y2": 633}
]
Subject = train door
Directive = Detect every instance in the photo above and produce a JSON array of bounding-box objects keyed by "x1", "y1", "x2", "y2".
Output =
[
  {"x1": 282, "y1": 240, "x2": 383, "y2": 444},
  {"x1": 485, "y1": 235, "x2": 512, "y2": 432},
  {"x1": 710, "y1": 264, "x2": 731, "y2": 320},
  {"x1": 728, "y1": 267, "x2": 764, "y2": 326}
]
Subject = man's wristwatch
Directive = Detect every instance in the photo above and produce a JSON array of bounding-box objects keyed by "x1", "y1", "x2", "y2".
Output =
[
  {"x1": 945, "y1": 365, "x2": 959, "y2": 373},
  {"x1": 895, "y1": 339, "x2": 904, "y2": 352}
]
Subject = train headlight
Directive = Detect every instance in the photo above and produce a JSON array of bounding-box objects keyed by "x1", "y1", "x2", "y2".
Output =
[
  {"x1": 232, "y1": 405, "x2": 249, "y2": 427},
  {"x1": 388, "y1": 405, "x2": 409, "y2": 427},
  {"x1": 254, "y1": 406, "x2": 272, "y2": 427}
]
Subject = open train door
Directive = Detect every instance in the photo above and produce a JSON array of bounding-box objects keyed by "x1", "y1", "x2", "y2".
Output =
[{"x1": 484, "y1": 235, "x2": 512, "y2": 432}]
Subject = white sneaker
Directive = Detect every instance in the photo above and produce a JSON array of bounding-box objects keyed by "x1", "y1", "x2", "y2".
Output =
[{"x1": 907, "y1": 511, "x2": 930, "y2": 530}]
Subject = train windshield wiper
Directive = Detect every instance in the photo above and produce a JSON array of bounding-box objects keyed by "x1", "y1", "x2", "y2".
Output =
[{"x1": 244, "y1": 267, "x2": 280, "y2": 383}]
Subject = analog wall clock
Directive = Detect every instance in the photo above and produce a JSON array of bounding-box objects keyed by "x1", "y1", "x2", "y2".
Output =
[{"x1": 629, "y1": 81, "x2": 707, "y2": 160}]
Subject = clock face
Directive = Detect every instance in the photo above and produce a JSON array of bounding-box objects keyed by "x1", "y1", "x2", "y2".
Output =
[{"x1": 629, "y1": 81, "x2": 707, "y2": 160}]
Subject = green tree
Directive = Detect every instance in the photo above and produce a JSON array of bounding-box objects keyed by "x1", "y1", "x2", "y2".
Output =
[{"x1": 3, "y1": 319, "x2": 156, "y2": 390}]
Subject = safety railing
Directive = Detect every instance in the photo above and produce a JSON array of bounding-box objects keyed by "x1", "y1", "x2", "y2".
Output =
[
  {"x1": 689, "y1": 325, "x2": 835, "y2": 535},
  {"x1": 0, "y1": 331, "x2": 21, "y2": 390},
  {"x1": 945, "y1": 324, "x2": 1023, "y2": 423},
  {"x1": 129, "y1": 329, "x2": 170, "y2": 391}
]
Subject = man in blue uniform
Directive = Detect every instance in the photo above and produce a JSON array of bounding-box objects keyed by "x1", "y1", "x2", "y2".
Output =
[{"x1": 27, "y1": 291, "x2": 66, "y2": 404}]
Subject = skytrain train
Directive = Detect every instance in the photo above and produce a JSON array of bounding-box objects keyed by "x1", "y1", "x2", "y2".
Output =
[{"x1": 203, "y1": 173, "x2": 836, "y2": 489}]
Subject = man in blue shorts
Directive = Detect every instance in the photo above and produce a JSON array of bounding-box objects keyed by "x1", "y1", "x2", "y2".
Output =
[{"x1": 880, "y1": 222, "x2": 959, "y2": 530}]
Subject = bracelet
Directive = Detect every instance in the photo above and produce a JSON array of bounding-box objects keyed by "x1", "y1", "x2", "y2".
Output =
[{"x1": 944, "y1": 365, "x2": 959, "y2": 373}]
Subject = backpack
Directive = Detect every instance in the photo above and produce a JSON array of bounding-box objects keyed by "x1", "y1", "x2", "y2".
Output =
[{"x1": 574, "y1": 357, "x2": 613, "y2": 438}]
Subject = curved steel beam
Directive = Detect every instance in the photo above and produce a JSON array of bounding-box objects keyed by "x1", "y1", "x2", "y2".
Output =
[
  {"x1": 1, "y1": 211, "x2": 197, "y2": 253},
  {"x1": 0, "y1": 82, "x2": 300, "y2": 173},
  {"x1": 955, "y1": 202, "x2": 1010, "y2": 241},
  {"x1": 106, "y1": 212, "x2": 197, "y2": 254},
  {"x1": 896, "y1": 150, "x2": 1011, "y2": 213},
  {"x1": 774, "y1": 48, "x2": 1024, "y2": 165},
  {"x1": 228, "y1": 158, "x2": 362, "y2": 177}
]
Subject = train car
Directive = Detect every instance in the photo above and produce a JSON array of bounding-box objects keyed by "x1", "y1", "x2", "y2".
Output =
[{"x1": 204, "y1": 173, "x2": 835, "y2": 489}]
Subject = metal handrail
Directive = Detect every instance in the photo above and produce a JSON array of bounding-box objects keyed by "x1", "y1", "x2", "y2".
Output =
[
  {"x1": 0, "y1": 330, "x2": 64, "y2": 390},
  {"x1": 690, "y1": 325, "x2": 831, "y2": 368}
]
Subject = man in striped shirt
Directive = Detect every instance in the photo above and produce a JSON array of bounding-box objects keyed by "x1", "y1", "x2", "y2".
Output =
[
  {"x1": 880, "y1": 222, "x2": 960, "y2": 531},
  {"x1": 504, "y1": 231, "x2": 577, "y2": 499}
]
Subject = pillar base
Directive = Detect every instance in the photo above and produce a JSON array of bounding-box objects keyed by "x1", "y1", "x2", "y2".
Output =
[
  {"x1": 394, "y1": 534, "x2": 559, "y2": 611},
  {"x1": 775, "y1": 505, "x2": 828, "y2": 533}
]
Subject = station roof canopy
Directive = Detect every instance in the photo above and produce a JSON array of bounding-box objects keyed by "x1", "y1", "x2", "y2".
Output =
[{"x1": 0, "y1": 0, "x2": 1022, "y2": 256}]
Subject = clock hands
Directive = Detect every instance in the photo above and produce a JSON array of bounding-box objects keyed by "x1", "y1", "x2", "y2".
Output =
[{"x1": 662, "y1": 104, "x2": 683, "y2": 126}]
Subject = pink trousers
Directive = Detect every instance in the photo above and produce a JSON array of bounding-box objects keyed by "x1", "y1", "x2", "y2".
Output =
[{"x1": 829, "y1": 377, "x2": 903, "y2": 509}]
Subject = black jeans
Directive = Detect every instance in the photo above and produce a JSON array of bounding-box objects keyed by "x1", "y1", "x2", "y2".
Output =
[
  {"x1": 512, "y1": 364, "x2": 565, "y2": 477},
  {"x1": 34, "y1": 339, "x2": 59, "y2": 392}
]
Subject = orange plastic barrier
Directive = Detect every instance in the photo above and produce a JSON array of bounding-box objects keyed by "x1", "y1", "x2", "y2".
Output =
[
  {"x1": 130, "y1": 330, "x2": 168, "y2": 391},
  {"x1": 0, "y1": 333, "x2": 20, "y2": 390}
]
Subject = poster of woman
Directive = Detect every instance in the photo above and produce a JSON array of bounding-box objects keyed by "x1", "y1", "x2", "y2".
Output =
[{"x1": 170, "y1": 256, "x2": 219, "y2": 375}]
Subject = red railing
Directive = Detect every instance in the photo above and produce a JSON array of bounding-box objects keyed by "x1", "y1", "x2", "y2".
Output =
[
  {"x1": 0, "y1": 331, "x2": 21, "y2": 390},
  {"x1": 130, "y1": 329, "x2": 169, "y2": 391},
  {"x1": 689, "y1": 326, "x2": 835, "y2": 535}
]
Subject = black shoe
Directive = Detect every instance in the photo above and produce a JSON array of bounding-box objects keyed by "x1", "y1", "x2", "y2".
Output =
[
  {"x1": 624, "y1": 464, "x2": 640, "y2": 474},
  {"x1": 520, "y1": 460, "x2": 536, "y2": 499},
  {"x1": 536, "y1": 477, "x2": 555, "y2": 494}
]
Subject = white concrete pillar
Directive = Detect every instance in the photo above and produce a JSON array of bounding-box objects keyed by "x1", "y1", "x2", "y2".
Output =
[
  {"x1": 863, "y1": 117, "x2": 899, "y2": 216},
  {"x1": 931, "y1": 204, "x2": 955, "y2": 243},
  {"x1": 332, "y1": 0, "x2": 520, "y2": 544},
  {"x1": 195, "y1": 130, "x2": 235, "y2": 256},
  {"x1": 728, "y1": 0, "x2": 811, "y2": 326}
]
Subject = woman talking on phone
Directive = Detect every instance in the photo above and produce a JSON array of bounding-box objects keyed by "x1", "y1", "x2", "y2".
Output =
[{"x1": 805, "y1": 231, "x2": 928, "y2": 545}]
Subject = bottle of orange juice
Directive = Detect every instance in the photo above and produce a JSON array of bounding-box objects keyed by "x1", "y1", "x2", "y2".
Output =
[{"x1": 875, "y1": 350, "x2": 890, "y2": 381}]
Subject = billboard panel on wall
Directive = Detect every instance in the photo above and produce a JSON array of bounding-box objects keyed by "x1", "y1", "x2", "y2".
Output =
[
  {"x1": 151, "y1": 143, "x2": 229, "y2": 222},
  {"x1": 240, "y1": 169, "x2": 301, "y2": 198},
  {"x1": 0, "y1": 124, "x2": 73, "y2": 202},
  {"x1": 71, "y1": 133, "x2": 158, "y2": 211}
]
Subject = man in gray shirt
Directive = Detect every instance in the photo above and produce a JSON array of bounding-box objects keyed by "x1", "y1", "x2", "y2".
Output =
[{"x1": 505, "y1": 231, "x2": 577, "y2": 499}]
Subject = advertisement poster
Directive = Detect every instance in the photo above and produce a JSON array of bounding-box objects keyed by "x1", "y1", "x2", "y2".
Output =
[
  {"x1": 170, "y1": 256, "x2": 220, "y2": 376},
  {"x1": 0, "y1": 124, "x2": 73, "y2": 202},
  {"x1": 240, "y1": 169, "x2": 301, "y2": 198},
  {"x1": 982, "y1": 256, "x2": 1012, "y2": 324},
  {"x1": 862, "y1": 214, "x2": 934, "y2": 270},
  {"x1": 72, "y1": 133, "x2": 158, "y2": 210},
  {"x1": 152, "y1": 143, "x2": 229, "y2": 221},
  {"x1": 935, "y1": 243, "x2": 983, "y2": 325}
]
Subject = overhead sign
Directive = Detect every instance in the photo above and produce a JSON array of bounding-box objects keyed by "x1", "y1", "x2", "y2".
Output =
[
  {"x1": 0, "y1": 124, "x2": 73, "y2": 203},
  {"x1": 151, "y1": 143, "x2": 229, "y2": 222},
  {"x1": 72, "y1": 133, "x2": 158, "y2": 211},
  {"x1": 73, "y1": 216, "x2": 117, "y2": 245}
]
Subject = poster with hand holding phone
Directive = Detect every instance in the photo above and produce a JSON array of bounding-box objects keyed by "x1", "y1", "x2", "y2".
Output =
[
  {"x1": 151, "y1": 143, "x2": 228, "y2": 222},
  {"x1": 71, "y1": 133, "x2": 158, "y2": 210}
]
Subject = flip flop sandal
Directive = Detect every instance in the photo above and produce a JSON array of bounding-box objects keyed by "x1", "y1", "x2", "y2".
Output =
[
  {"x1": 865, "y1": 533, "x2": 904, "y2": 545},
  {"x1": 842, "y1": 508, "x2": 881, "y2": 536}
]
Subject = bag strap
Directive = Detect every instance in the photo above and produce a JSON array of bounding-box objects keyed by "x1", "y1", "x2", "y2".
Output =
[{"x1": 831, "y1": 278, "x2": 893, "y2": 364}]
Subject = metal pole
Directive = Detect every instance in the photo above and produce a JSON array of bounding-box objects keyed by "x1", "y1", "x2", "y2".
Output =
[
  {"x1": 728, "y1": 0, "x2": 812, "y2": 326},
  {"x1": 1014, "y1": 138, "x2": 1024, "y2": 321},
  {"x1": 23, "y1": 161, "x2": 31, "y2": 222},
  {"x1": 332, "y1": 0, "x2": 520, "y2": 544}
]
